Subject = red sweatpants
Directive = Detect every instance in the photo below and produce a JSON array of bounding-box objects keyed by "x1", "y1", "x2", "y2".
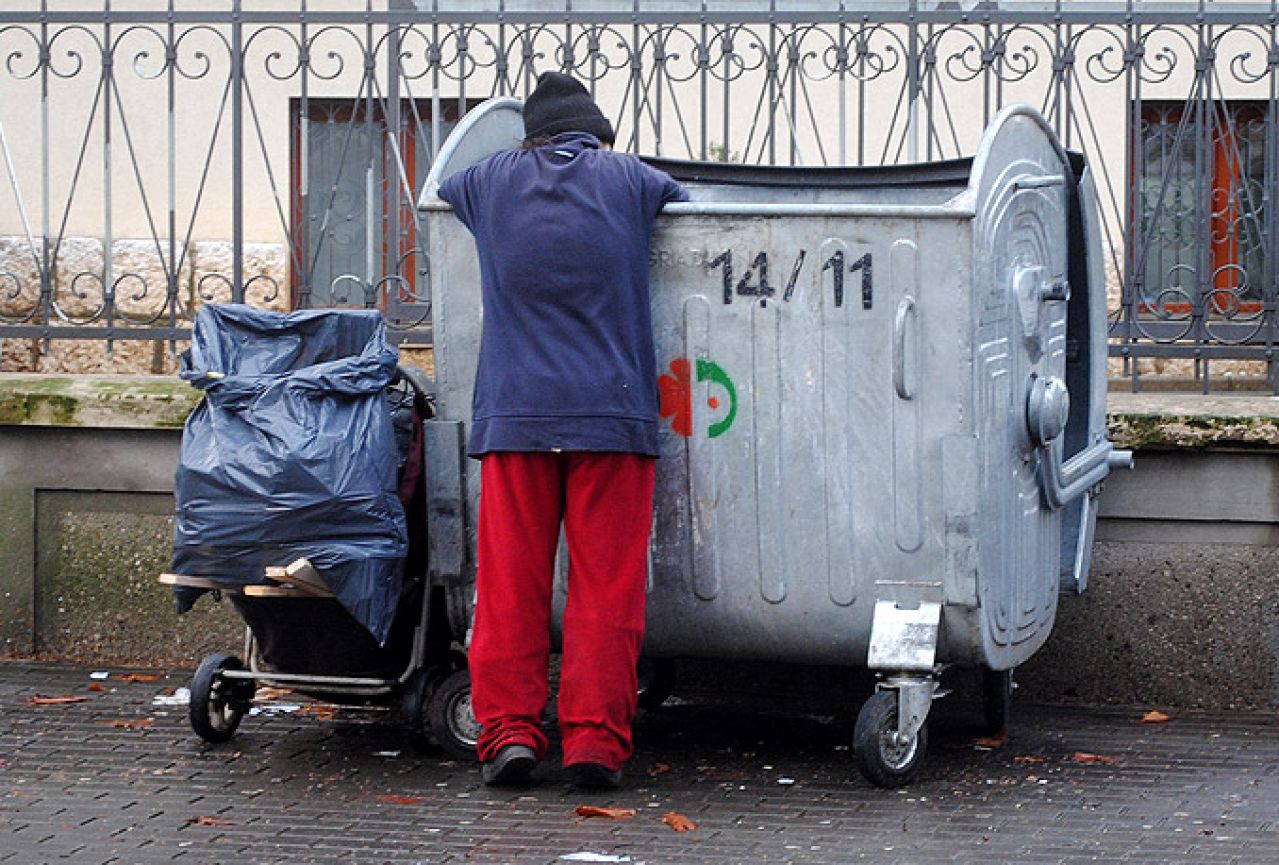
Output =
[{"x1": 469, "y1": 451, "x2": 656, "y2": 770}]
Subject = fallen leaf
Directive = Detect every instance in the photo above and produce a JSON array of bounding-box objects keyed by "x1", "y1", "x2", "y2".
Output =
[
  {"x1": 1141, "y1": 710, "x2": 1173, "y2": 724},
  {"x1": 648, "y1": 762, "x2": 672, "y2": 776},
  {"x1": 1073, "y1": 751, "x2": 1122, "y2": 765},
  {"x1": 297, "y1": 705, "x2": 337, "y2": 719},
  {"x1": 376, "y1": 795, "x2": 424, "y2": 805},
  {"x1": 255, "y1": 686, "x2": 294, "y2": 700},
  {"x1": 26, "y1": 695, "x2": 90, "y2": 706},
  {"x1": 662, "y1": 811, "x2": 697, "y2": 832},
  {"x1": 116, "y1": 673, "x2": 160, "y2": 683},
  {"x1": 973, "y1": 729, "x2": 1008, "y2": 750},
  {"x1": 1013, "y1": 756, "x2": 1048, "y2": 764},
  {"x1": 103, "y1": 719, "x2": 154, "y2": 729},
  {"x1": 187, "y1": 815, "x2": 235, "y2": 827},
  {"x1": 575, "y1": 806, "x2": 637, "y2": 820},
  {"x1": 86, "y1": 683, "x2": 107, "y2": 693}
]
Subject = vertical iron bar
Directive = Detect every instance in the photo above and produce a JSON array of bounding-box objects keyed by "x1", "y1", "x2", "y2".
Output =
[
  {"x1": 782, "y1": 15, "x2": 792, "y2": 163},
  {"x1": 387, "y1": 19, "x2": 402, "y2": 319},
  {"x1": 1196, "y1": 13, "x2": 1212, "y2": 392},
  {"x1": 908, "y1": 2, "x2": 919, "y2": 164},
  {"x1": 1062, "y1": 20, "x2": 1073, "y2": 150},
  {"x1": 230, "y1": 0, "x2": 244, "y2": 301},
  {"x1": 40, "y1": 0, "x2": 51, "y2": 332},
  {"x1": 924, "y1": 21, "x2": 935, "y2": 161},
  {"x1": 103, "y1": 0, "x2": 114, "y2": 352},
  {"x1": 299, "y1": 0, "x2": 311, "y2": 309},
  {"x1": 1126, "y1": 5, "x2": 1142, "y2": 392},
  {"x1": 632, "y1": 0, "x2": 642, "y2": 153},
  {"x1": 167, "y1": 0, "x2": 177, "y2": 334},
  {"x1": 768, "y1": 0, "x2": 776, "y2": 164},
  {"x1": 836, "y1": 5, "x2": 846, "y2": 165},
  {"x1": 1268, "y1": 3, "x2": 1279, "y2": 391},
  {"x1": 699, "y1": 2, "x2": 707, "y2": 161},
  {"x1": 365, "y1": 1, "x2": 376, "y2": 305},
  {"x1": 722, "y1": 19, "x2": 730, "y2": 161}
]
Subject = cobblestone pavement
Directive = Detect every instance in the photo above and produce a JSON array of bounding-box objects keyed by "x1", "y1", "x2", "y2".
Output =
[{"x1": 2, "y1": 660, "x2": 1277, "y2": 865}]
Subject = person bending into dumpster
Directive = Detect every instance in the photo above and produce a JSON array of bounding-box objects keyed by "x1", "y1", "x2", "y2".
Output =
[{"x1": 437, "y1": 71, "x2": 687, "y2": 790}]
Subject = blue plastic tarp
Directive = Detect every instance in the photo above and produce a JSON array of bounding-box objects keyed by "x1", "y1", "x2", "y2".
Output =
[{"x1": 171, "y1": 304, "x2": 409, "y2": 644}]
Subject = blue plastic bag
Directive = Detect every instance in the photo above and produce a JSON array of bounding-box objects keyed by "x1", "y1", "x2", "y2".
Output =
[{"x1": 171, "y1": 304, "x2": 409, "y2": 645}]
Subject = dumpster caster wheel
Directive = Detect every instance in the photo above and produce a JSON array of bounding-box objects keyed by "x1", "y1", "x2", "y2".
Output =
[
  {"x1": 428, "y1": 668, "x2": 480, "y2": 762},
  {"x1": 854, "y1": 690, "x2": 927, "y2": 788},
  {"x1": 190, "y1": 652, "x2": 252, "y2": 744},
  {"x1": 402, "y1": 666, "x2": 448, "y2": 750},
  {"x1": 982, "y1": 668, "x2": 1013, "y2": 735},
  {"x1": 637, "y1": 658, "x2": 676, "y2": 710}
]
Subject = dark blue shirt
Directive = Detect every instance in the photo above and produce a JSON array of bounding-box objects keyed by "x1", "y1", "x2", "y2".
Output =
[{"x1": 438, "y1": 132, "x2": 687, "y2": 457}]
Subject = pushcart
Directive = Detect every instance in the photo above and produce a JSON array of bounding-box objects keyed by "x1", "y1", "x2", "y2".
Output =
[{"x1": 164, "y1": 306, "x2": 480, "y2": 760}]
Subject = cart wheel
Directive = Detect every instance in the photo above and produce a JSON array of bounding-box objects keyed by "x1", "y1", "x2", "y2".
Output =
[
  {"x1": 402, "y1": 666, "x2": 447, "y2": 750},
  {"x1": 189, "y1": 652, "x2": 252, "y2": 744},
  {"x1": 854, "y1": 690, "x2": 928, "y2": 788},
  {"x1": 982, "y1": 668, "x2": 1013, "y2": 735},
  {"x1": 636, "y1": 658, "x2": 676, "y2": 710},
  {"x1": 427, "y1": 668, "x2": 480, "y2": 762}
]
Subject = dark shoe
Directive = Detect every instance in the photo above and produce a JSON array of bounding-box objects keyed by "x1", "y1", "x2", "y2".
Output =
[
  {"x1": 568, "y1": 762, "x2": 623, "y2": 790},
  {"x1": 480, "y1": 744, "x2": 536, "y2": 786}
]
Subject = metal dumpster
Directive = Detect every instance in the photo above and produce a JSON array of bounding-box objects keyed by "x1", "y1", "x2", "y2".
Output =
[{"x1": 419, "y1": 99, "x2": 1131, "y2": 786}]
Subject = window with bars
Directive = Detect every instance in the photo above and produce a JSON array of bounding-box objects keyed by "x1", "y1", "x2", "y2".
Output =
[
  {"x1": 289, "y1": 98, "x2": 467, "y2": 319},
  {"x1": 1133, "y1": 100, "x2": 1272, "y2": 319}
]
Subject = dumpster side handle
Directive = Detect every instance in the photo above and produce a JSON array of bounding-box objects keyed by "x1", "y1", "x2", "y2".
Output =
[{"x1": 893, "y1": 296, "x2": 918, "y2": 401}]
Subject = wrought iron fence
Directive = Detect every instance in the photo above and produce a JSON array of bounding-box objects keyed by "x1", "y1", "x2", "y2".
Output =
[{"x1": 0, "y1": 1, "x2": 1277, "y2": 390}]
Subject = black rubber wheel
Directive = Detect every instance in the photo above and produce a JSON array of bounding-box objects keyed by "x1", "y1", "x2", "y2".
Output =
[
  {"x1": 982, "y1": 668, "x2": 1013, "y2": 735},
  {"x1": 401, "y1": 666, "x2": 448, "y2": 750},
  {"x1": 636, "y1": 657, "x2": 677, "y2": 710},
  {"x1": 427, "y1": 668, "x2": 480, "y2": 761},
  {"x1": 853, "y1": 690, "x2": 928, "y2": 788},
  {"x1": 189, "y1": 652, "x2": 252, "y2": 744}
]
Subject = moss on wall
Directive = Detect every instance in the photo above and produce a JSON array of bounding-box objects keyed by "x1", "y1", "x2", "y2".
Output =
[
  {"x1": 35, "y1": 499, "x2": 243, "y2": 667},
  {"x1": 0, "y1": 375, "x2": 200, "y2": 429}
]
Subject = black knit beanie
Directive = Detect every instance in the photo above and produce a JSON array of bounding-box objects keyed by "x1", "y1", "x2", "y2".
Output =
[{"x1": 523, "y1": 71, "x2": 615, "y2": 145}]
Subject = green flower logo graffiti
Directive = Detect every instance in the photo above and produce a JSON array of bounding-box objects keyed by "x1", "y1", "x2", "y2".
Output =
[{"x1": 658, "y1": 357, "x2": 738, "y2": 438}]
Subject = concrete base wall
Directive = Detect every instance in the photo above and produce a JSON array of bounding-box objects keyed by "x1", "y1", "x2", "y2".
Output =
[
  {"x1": 2, "y1": 377, "x2": 1278, "y2": 708},
  {"x1": 1015, "y1": 448, "x2": 1279, "y2": 710}
]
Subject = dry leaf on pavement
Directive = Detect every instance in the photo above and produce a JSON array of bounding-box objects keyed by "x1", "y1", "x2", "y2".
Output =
[
  {"x1": 26, "y1": 695, "x2": 90, "y2": 705},
  {"x1": 662, "y1": 811, "x2": 697, "y2": 832},
  {"x1": 297, "y1": 705, "x2": 337, "y2": 719},
  {"x1": 648, "y1": 763, "x2": 672, "y2": 776},
  {"x1": 377, "y1": 795, "x2": 425, "y2": 805},
  {"x1": 973, "y1": 729, "x2": 1008, "y2": 750},
  {"x1": 116, "y1": 673, "x2": 160, "y2": 683},
  {"x1": 1141, "y1": 710, "x2": 1173, "y2": 724},
  {"x1": 103, "y1": 719, "x2": 154, "y2": 729},
  {"x1": 575, "y1": 806, "x2": 637, "y2": 820},
  {"x1": 86, "y1": 683, "x2": 107, "y2": 693},
  {"x1": 188, "y1": 815, "x2": 236, "y2": 827},
  {"x1": 1072, "y1": 752, "x2": 1122, "y2": 765}
]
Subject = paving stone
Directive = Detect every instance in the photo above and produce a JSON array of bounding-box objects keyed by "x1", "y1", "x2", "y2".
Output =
[{"x1": 2, "y1": 661, "x2": 1278, "y2": 863}]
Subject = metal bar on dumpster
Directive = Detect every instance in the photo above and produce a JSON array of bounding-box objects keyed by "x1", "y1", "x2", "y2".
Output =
[{"x1": 424, "y1": 420, "x2": 468, "y2": 585}]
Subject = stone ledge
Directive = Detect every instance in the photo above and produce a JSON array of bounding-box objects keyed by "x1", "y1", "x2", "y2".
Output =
[
  {"x1": 1105, "y1": 390, "x2": 1279, "y2": 450},
  {"x1": 4, "y1": 374, "x2": 1279, "y2": 449},
  {"x1": 0, "y1": 374, "x2": 200, "y2": 429}
]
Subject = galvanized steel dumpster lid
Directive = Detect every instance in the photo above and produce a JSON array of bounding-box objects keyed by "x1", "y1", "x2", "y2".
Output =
[
  {"x1": 421, "y1": 101, "x2": 1075, "y2": 220},
  {"x1": 640, "y1": 156, "x2": 975, "y2": 189}
]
